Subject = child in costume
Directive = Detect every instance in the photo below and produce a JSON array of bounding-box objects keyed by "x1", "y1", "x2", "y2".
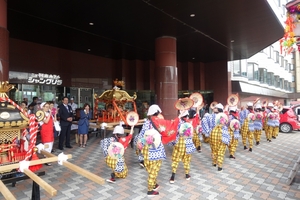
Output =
[
  {"x1": 228, "y1": 106, "x2": 240, "y2": 159},
  {"x1": 135, "y1": 104, "x2": 183, "y2": 196},
  {"x1": 272, "y1": 106, "x2": 280, "y2": 139},
  {"x1": 169, "y1": 110, "x2": 196, "y2": 183},
  {"x1": 137, "y1": 129, "x2": 166, "y2": 196},
  {"x1": 187, "y1": 108, "x2": 202, "y2": 152},
  {"x1": 264, "y1": 102, "x2": 274, "y2": 142},
  {"x1": 210, "y1": 113, "x2": 231, "y2": 171},
  {"x1": 253, "y1": 104, "x2": 263, "y2": 145},
  {"x1": 240, "y1": 102, "x2": 255, "y2": 152},
  {"x1": 100, "y1": 125, "x2": 134, "y2": 183}
]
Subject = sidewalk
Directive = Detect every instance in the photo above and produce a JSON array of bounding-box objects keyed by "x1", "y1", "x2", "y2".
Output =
[{"x1": 3, "y1": 131, "x2": 300, "y2": 200}]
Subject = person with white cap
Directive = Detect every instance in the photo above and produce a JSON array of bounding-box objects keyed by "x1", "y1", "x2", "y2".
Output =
[
  {"x1": 254, "y1": 104, "x2": 263, "y2": 145},
  {"x1": 264, "y1": 102, "x2": 274, "y2": 142},
  {"x1": 227, "y1": 106, "x2": 240, "y2": 159},
  {"x1": 39, "y1": 102, "x2": 56, "y2": 166},
  {"x1": 134, "y1": 104, "x2": 184, "y2": 196},
  {"x1": 168, "y1": 109, "x2": 196, "y2": 184},
  {"x1": 206, "y1": 103, "x2": 224, "y2": 142},
  {"x1": 100, "y1": 124, "x2": 134, "y2": 183},
  {"x1": 68, "y1": 97, "x2": 78, "y2": 114},
  {"x1": 273, "y1": 106, "x2": 280, "y2": 139},
  {"x1": 134, "y1": 104, "x2": 162, "y2": 169},
  {"x1": 239, "y1": 102, "x2": 254, "y2": 152},
  {"x1": 210, "y1": 113, "x2": 231, "y2": 171}
]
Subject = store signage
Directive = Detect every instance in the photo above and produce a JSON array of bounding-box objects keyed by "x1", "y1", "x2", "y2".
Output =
[{"x1": 28, "y1": 73, "x2": 63, "y2": 85}]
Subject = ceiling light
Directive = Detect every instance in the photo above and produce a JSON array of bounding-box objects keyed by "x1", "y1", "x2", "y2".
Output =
[
  {"x1": 89, "y1": 23, "x2": 94, "y2": 26},
  {"x1": 88, "y1": 49, "x2": 91, "y2": 51},
  {"x1": 231, "y1": 40, "x2": 235, "y2": 43},
  {"x1": 192, "y1": 57, "x2": 195, "y2": 59},
  {"x1": 190, "y1": 14, "x2": 195, "y2": 17}
]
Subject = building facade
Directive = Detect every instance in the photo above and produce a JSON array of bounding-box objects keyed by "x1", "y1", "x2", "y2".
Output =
[{"x1": 229, "y1": 0, "x2": 296, "y2": 107}]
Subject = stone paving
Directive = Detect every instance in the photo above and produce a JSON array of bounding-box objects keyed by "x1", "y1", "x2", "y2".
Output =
[{"x1": 2, "y1": 130, "x2": 300, "y2": 200}]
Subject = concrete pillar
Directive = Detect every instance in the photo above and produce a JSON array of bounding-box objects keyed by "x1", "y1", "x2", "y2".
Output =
[{"x1": 155, "y1": 36, "x2": 178, "y2": 119}]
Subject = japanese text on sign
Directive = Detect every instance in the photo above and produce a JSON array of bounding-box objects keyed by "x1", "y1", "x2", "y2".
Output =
[{"x1": 28, "y1": 73, "x2": 63, "y2": 85}]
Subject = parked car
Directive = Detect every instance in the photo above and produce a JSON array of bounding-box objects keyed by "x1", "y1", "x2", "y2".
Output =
[{"x1": 279, "y1": 105, "x2": 300, "y2": 133}]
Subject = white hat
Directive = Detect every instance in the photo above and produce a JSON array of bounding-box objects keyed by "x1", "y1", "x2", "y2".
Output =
[
  {"x1": 180, "y1": 110, "x2": 189, "y2": 117},
  {"x1": 113, "y1": 125, "x2": 124, "y2": 134},
  {"x1": 268, "y1": 102, "x2": 274, "y2": 107},
  {"x1": 215, "y1": 103, "x2": 224, "y2": 110},
  {"x1": 147, "y1": 104, "x2": 162, "y2": 116},
  {"x1": 70, "y1": 98, "x2": 74, "y2": 100},
  {"x1": 40, "y1": 102, "x2": 47, "y2": 108},
  {"x1": 229, "y1": 106, "x2": 237, "y2": 112},
  {"x1": 247, "y1": 102, "x2": 253, "y2": 107},
  {"x1": 255, "y1": 104, "x2": 262, "y2": 109}
]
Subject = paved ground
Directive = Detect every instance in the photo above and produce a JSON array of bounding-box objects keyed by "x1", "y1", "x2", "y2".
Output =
[{"x1": 2, "y1": 130, "x2": 300, "y2": 200}]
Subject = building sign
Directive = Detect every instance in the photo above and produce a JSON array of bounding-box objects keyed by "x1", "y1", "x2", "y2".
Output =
[{"x1": 28, "y1": 73, "x2": 62, "y2": 85}]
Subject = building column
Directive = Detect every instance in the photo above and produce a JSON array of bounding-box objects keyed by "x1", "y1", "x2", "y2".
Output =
[
  {"x1": 0, "y1": 0, "x2": 9, "y2": 81},
  {"x1": 155, "y1": 36, "x2": 178, "y2": 119}
]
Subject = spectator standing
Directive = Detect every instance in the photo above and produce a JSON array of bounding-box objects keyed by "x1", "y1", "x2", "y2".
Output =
[
  {"x1": 68, "y1": 97, "x2": 78, "y2": 115},
  {"x1": 58, "y1": 97, "x2": 73, "y2": 150},
  {"x1": 39, "y1": 102, "x2": 56, "y2": 165},
  {"x1": 28, "y1": 96, "x2": 38, "y2": 114},
  {"x1": 78, "y1": 103, "x2": 92, "y2": 148}
]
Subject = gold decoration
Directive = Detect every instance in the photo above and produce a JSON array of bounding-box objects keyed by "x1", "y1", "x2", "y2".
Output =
[
  {"x1": 0, "y1": 81, "x2": 15, "y2": 98},
  {"x1": 113, "y1": 79, "x2": 125, "y2": 87},
  {"x1": 95, "y1": 89, "x2": 137, "y2": 102}
]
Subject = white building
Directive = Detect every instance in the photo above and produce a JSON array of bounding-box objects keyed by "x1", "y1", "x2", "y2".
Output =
[{"x1": 229, "y1": 0, "x2": 296, "y2": 107}]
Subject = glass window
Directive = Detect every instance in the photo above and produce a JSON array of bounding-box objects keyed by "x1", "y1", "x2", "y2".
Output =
[
  {"x1": 284, "y1": 60, "x2": 288, "y2": 70},
  {"x1": 233, "y1": 60, "x2": 241, "y2": 76},
  {"x1": 279, "y1": 78, "x2": 284, "y2": 89},
  {"x1": 290, "y1": 64, "x2": 294, "y2": 71},
  {"x1": 274, "y1": 51, "x2": 279, "y2": 63},
  {"x1": 270, "y1": 72, "x2": 275, "y2": 86},
  {"x1": 284, "y1": 80, "x2": 288, "y2": 90},
  {"x1": 254, "y1": 63, "x2": 259, "y2": 81},
  {"x1": 274, "y1": 75, "x2": 279, "y2": 88},
  {"x1": 259, "y1": 68, "x2": 267, "y2": 84},
  {"x1": 280, "y1": 56, "x2": 284, "y2": 67},
  {"x1": 269, "y1": 46, "x2": 274, "y2": 59},
  {"x1": 241, "y1": 62, "x2": 247, "y2": 77},
  {"x1": 247, "y1": 63, "x2": 254, "y2": 80},
  {"x1": 267, "y1": 72, "x2": 271, "y2": 85}
]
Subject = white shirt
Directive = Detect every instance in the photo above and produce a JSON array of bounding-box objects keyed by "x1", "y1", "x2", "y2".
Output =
[{"x1": 68, "y1": 102, "x2": 78, "y2": 112}]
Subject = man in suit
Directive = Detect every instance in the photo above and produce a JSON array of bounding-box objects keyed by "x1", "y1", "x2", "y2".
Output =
[{"x1": 58, "y1": 97, "x2": 74, "y2": 150}]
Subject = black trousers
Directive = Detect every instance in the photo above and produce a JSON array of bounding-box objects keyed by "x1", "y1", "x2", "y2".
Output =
[{"x1": 59, "y1": 124, "x2": 71, "y2": 149}]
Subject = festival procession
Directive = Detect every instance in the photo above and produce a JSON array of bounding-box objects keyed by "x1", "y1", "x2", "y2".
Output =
[
  {"x1": 0, "y1": 80, "x2": 288, "y2": 199},
  {"x1": 94, "y1": 84, "x2": 285, "y2": 197}
]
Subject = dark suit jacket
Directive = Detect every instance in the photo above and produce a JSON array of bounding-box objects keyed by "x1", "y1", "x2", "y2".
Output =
[{"x1": 58, "y1": 104, "x2": 74, "y2": 127}]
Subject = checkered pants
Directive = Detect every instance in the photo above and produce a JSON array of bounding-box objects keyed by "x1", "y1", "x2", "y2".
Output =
[
  {"x1": 253, "y1": 129, "x2": 262, "y2": 142},
  {"x1": 192, "y1": 131, "x2": 201, "y2": 148},
  {"x1": 171, "y1": 137, "x2": 192, "y2": 174},
  {"x1": 273, "y1": 126, "x2": 279, "y2": 137},
  {"x1": 241, "y1": 120, "x2": 253, "y2": 148},
  {"x1": 263, "y1": 119, "x2": 268, "y2": 138},
  {"x1": 228, "y1": 130, "x2": 238, "y2": 156},
  {"x1": 142, "y1": 145, "x2": 163, "y2": 191},
  {"x1": 266, "y1": 126, "x2": 274, "y2": 140},
  {"x1": 210, "y1": 126, "x2": 226, "y2": 167},
  {"x1": 105, "y1": 156, "x2": 128, "y2": 179}
]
